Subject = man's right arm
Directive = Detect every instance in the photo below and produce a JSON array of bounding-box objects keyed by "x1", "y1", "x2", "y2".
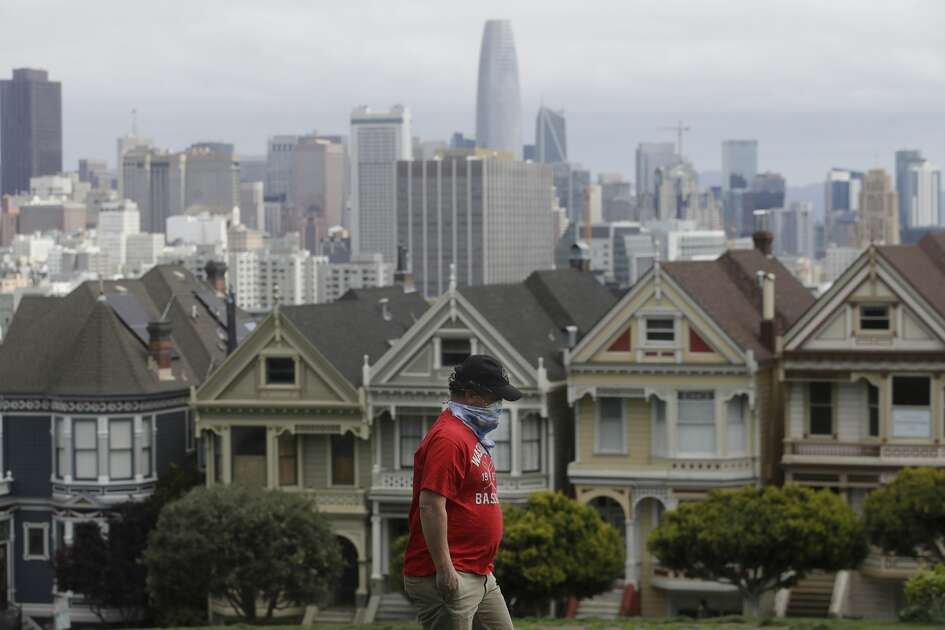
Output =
[{"x1": 418, "y1": 489, "x2": 459, "y2": 595}]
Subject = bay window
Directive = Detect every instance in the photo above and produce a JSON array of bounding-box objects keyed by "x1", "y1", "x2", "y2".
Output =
[
  {"x1": 808, "y1": 383, "x2": 833, "y2": 436},
  {"x1": 109, "y1": 418, "x2": 134, "y2": 480},
  {"x1": 520, "y1": 414, "x2": 541, "y2": 473},
  {"x1": 677, "y1": 391, "x2": 715, "y2": 454},
  {"x1": 597, "y1": 398, "x2": 625, "y2": 454},
  {"x1": 726, "y1": 395, "x2": 747, "y2": 455},
  {"x1": 892, "y1": 376, "x2": 931, "y2": 438},
  {"x1": 73, "y1": 419, "x2": 98, "y2": 480}
]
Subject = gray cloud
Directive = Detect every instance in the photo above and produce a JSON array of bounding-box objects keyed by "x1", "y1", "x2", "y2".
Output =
[{"x1": 2, "y1": 0, "x2": 943, "y2": 184}]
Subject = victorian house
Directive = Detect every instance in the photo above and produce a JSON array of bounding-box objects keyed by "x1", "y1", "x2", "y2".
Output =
[
  {"x1": 565, "y1": 236, "x2": 814, "y2": 617},
  {"x1": 0, "y1": 262, "x2": 249, "y2": 624},
  {"x1": 779, "y1": 232, "x2": 945, "y2": 619},
  {"x1": 193, "y1": 286, "x2": 429, "y2": 622},
  {"x1": 364, "y1": 268, "x2": 616, "y2": 615}
]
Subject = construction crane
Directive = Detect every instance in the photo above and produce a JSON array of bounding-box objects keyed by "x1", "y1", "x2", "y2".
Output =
[{"x1": 658, "y1": 120, "x2": 691, "y2": 158}]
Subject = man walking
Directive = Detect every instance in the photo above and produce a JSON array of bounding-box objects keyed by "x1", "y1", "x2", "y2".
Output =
[{"x1": 403, "y1": 354, "x2": 520, "y2": 630}]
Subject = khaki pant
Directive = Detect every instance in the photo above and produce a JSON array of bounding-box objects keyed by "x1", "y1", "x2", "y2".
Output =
[{"x1": 403, "y1": 571, "x2": 514, "y2": 630}]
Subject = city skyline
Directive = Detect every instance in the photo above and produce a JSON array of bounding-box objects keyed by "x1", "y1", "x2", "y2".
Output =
[{"x1": 1, "y1": 1, "x2": 944, "y2": 185}]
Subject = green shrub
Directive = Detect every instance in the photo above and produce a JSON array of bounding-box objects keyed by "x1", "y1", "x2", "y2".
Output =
[{"x1": 902, "y1": 563, "x2": 945, "y2": 623}]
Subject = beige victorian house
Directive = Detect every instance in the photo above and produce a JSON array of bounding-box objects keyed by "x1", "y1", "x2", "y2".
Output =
[{"x1": 566, "y1": 238, "x2": 814, "y2": 617}]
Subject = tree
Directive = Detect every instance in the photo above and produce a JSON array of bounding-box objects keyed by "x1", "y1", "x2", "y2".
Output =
[
  {"x1": 144, "y1": 483, "x2": 342, "y2": 624},
  {"x1": 864, "y1": 467, "x2": 945, "y2": 563},
  {"x1": 647, "y1": 485, "x2": 868, "y2": 617},
  {"x1": 494, "y1": 491, "x2": 623, "y2": 616},
  {"x1": 902, "y1": 563, "x2": 945, "y2": 623},
  {"x1": 54, "y1": 462, "x2": 199, "y2": 626}
]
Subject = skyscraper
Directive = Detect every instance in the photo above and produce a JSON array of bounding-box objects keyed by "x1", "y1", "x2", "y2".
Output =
[
  {"x1": 635, "y1": 142, "x2": 678, "y2": 197},
  {"x1": 350, "y1": 105, "x2": 412, "y2": 262},
  {"x1": 895, "y1": 149, "x2": 924, "y2": 230},
  {"x1": 857, "y1": 169, "x2": 899, "y2": 247},
  {"x1": 824, "y1": 168, "x2": 863, "y2": 246},
  {"x1": 122, "y1": 148, "x2": 186, "y2": 233},
  {"x1": 721, "y1": 140, "x2": 758, "y2": 191},
  {"x1": 184, "y1": 142, "x2": 240, "y2": 212},
  {"x1": 116, "y1": 132, "x2": 151, "y2": 196},
  {"x1": 475, "y1": 20, "x2": 522, "y2": 158},
  {"x1": 906, "y1": 161, "x2": 942, "y2": 228},
  {"x1": 535, "y1": 106, "x2": 567, "y2": 163},
  {"x1": 1, "y1": 68, "x2": 62, "y2": 195},
  {"x1": 266, "y1": 134, "x2": 300, "y2": 201}
]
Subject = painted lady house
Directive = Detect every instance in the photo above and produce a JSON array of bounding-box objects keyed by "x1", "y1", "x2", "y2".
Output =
[
  {"x1": 364, "y1": 267, "x2": 616, "y2": 620},
  {"x1": 0, "y1": 262, "x2": 250, "y2": 624},
  {"x1": 778, "y1": 232, "x2": 945, "y2": 619},
  {"x1": 565, "y1": 233, "x2": 814, "y2": 617}
]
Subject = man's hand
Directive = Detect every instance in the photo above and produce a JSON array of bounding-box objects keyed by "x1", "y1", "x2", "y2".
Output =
[
  {"x1": 435, "y1": 564, "x2": 460, "y2": 597},
  {"x1": 419, "y1": 489, "x2": 458, "y2": 597}
]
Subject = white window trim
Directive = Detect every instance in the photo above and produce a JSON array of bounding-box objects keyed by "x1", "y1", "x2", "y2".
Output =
[
  {"x1": 108, "y1": 417, "x2": 135, "y2": 481},
  {"x1": 676, "y1": 390, "x2": 717, "y2": 457},
  {"x1": 595, "y1": 398, "x2": 627, "y2": 455},
  {"x1": 23, "y1": 522, "x2": 49, "y2": 561}
]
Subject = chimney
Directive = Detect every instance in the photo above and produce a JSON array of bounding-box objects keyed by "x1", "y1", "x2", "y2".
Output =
[
  {"x1": 226, "y1": 291, "x2": 238, "y2": 355},
  {"x1": 752, "y1": 230, "x2": 774, "y2": 257},
  {"x1": 205, "y1": 260, "x2": 227, "y2": 295},
  {"x1": 378, "y1": 297, "x2": 392, "y2": 322},
  {"x1": 759, "y1": 273, "x2": 781, "y2": 352},
  {"x1": 569, "y1": 242, "x2": 591, "y2": 272},
  {"x1": 147, "y1": 320, "x2": 174, "y2": 379}
]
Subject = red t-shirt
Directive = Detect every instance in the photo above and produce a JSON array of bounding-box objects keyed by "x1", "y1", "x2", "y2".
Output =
[{"x1": 403, "y1": 409, "x2": 503, "y2": 576}]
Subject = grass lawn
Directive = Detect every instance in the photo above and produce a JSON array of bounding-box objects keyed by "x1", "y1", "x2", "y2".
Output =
[{"x1": 157, "y1": 618, "x2": 940, "y2": 630}]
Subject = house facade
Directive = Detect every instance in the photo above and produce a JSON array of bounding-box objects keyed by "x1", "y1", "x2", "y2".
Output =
[
  {"x1": 566, "y1": 240, "x2": 814, "y2": 617},
  {"x1": 780, "y1": 233, "x2": 945, "y2": 618},
  {"x1": 0, "y1": 262, "x2": 248, "y2": 623}
]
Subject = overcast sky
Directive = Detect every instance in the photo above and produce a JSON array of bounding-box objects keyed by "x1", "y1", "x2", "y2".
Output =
[{"x1": 3, "y1": 0, "x2": 944, "y2": 185}]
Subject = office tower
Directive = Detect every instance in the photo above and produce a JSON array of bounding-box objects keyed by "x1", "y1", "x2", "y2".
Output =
[
  {"x1": 635, "y1": 142, "x2": 678, "y2": 214},
  {"x1": 78, "y1": 159, "x2": 109, "y2": 189},
  {"x1": 1, "y1": 69, "x2": 62, "y2": 195},
  {"x1": 655, "y1": 162, "x2": 700, "y2": 222},
  {"x1": 599, "y1": 173, "x2": 633, "y2": 222},
  {"x1": 857, "y1": 169, "x2": 899, "y2": 246},
  {"x1": 906, "y1": 161, "x2": 942, "y2": 228},
  {"x1": 116, "y1": 133, "x2": 152, "y2": 196},
  {"x1": 184, "y1": 142, "x2": 239, "y2": 213},
  {"x1": 350, "y1": 105, "x2": 412, "y2": 261},
  {"x1": 824, "y1": 168, "x2": 863, "y2": 246},
  {"x1": 721, "y1": 140, "x2": 758, "y2": 191},
  {"x1": 0, "y1": 195, "x2": 17, "y2": 246},
  {"x1": 239, "y1": 155, "x2": 266, "y2": 183},
  {"x1": 568, "y1": 167, "x2": 592, "y2": 224},
  {"x1": 475, "y1": 20, "x2": 522, "y2": 157},
  {"x1": 96, "y1": 200, "x2": 140, "y2": 275},
  {"x1": 239, "y1": 181, "x2": 264, "y2": 230},
  {"x1": 123, "y1": 148, "x2": 186, "y2": 233},
  {"x1": 737, "y1": 171, "x2": 786, "y2": 236},
  {"x1": 396, "y1": 155, "x2": 554, "y2": 298},
  {"x1": 895, "y1": 149, "x2": 924, "y2": 230},
  {"x1": 290, "y1": 137, "x2": 345, "y2": 252},
  {"x1": 535, "y1": 106, "x2": 567, "y2": 163},
  {"x1": 266, "y1": 135, "x2": 300, "y2": 200},
  {"x1": 450, "y1": 132, "x2": 476, "y2": 150}
]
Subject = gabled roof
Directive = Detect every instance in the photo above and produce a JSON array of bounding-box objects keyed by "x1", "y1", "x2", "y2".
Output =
[
  {"x1": 281, "y1": 287, "x2": 430, "y2": 387},
  {"x1": 459, "y1": 269, "x2": 618, "y2": 380},
  {"x1": 660, "y1": 249, "x2": 815, "y2": 361},
  {"x1": 0, "y1": 265, "x2": 251, "y2": 398},
  {"x1": 877, "y1": 232, "x2": 945, "y2": 320}
]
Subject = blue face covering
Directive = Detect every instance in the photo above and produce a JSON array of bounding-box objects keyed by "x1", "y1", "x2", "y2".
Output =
[{"x1": 446, "y1": 400, "x2": 502, "y2": 451}]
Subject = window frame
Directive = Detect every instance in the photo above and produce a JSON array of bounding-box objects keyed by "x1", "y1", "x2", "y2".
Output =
[
  {"x1": 398, "y1": 416, "x2": 426, "y2": 470},
  {"x1": 72, "y1": 418, "x2": 99, "y2": 481},
  {"x1": 329, "y1": 432, "x2": 357, "y2": 487},
  {"x1": 595, "y1": 397, "x2": 626, "y2": 455},
  {"x1": 644, "y1": 317, "x2": 676, "y2": 345},
  {"x1": 726, "y1": 394, "x2": 748, "y2": 455},
  {"x1": 807, "y1": 382, "x2": 834, "y2": 437},
  {"x1": 108, "y1": 417, "x2": 134, "y2": 481},
  {"x1": 520, "y1": 414, "x2": 542, "y2": 473},
  {"x1": 440, "y1": 338, "x2": 472, "y2": 368},
  {"x1": 491, "y1": 411, "x2": 512, "y2": 473},
  {"x1": 277, "y1": 432, "x2": 298, "y2": 487},
  {"x1": 141, "y1": 415, "x2": 153, "y2": 478},
  {"x1": 677, "y1": 390, "x2": 717, "y2": 456},
  {"x1": 867, "y1": 384, "x2": 880, "y2": 438},
  {"x1": 891, "y1": 375, "x2": 932, "y2": 439},
  {"x1": 23, "y1": 522, "x2": 49, "y2": 561},
  {"x1": 859, "y1": 303, "x2": 891, "y2": 333}
]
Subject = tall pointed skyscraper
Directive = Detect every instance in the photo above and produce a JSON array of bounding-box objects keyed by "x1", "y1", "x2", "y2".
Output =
[{"x1": 476, "y1": 20, "x2": 522, "y2": 158}]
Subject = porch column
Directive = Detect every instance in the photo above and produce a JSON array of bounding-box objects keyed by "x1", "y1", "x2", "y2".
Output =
[
  {"x1": 371, "y1": 501, "x2": 382, "y2": 583},
  {"x1": 266, "y1": 427, "x2": 278, "y2": 489},
  {"x1": 221, "y1": 426, "x2": 233, "y2": 484},
  {"x1": 625, "y1": 513, "x2": 640, "y2": 587}
]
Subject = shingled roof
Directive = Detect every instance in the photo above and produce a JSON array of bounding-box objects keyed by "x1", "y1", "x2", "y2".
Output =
[
  {"x1": 0, "y1": 265, "x2": 251, "y2": 399},
  {"x1": 460, "y1": 269, "x2": 618, "y2": 380},
  {"x1": 662, "y1": 249, "x2": 816, "y2": 361},
  {"x1": 877, "y1": 232, "x2": 945, "y2": 320},
  {"x1": 281, "y1": 286, "x2": 430, "y2": 386}
]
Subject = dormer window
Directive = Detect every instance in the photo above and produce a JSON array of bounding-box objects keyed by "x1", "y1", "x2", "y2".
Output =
[
  {"x1": 646, "y1": 318, "x2": 675, "y2": 344},
  {"x1": 265, "y1": 357, "x2": 296, "y2": 385},
  {"x1": 860, "y1": 304, "x2": 890, "y2": 331},
  {"x1": 440, "y1": 338, "x2": 471, "y2": 367}
]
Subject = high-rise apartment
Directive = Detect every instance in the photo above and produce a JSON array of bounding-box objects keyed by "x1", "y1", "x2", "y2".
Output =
[
  {"x1": 1, "y1": 68, "x2": 62, "y2": 195},
  {"x1": 396, "y1": 155, "x2": 554, "y2": 298},
  {"x1": 721, "y1": 140, "x2": 758, "y2": 191},
  {"x1": 895, "y1": 149, "x2": 924, "y2": 230},
  {"x1": 535, "y1": 106, "x2": 567, "y2": 163},
  {"x1": 350, "y1": 105, "x2": 412, "y2": 262},
  {"x1": 185, "y1": 142, "x2": 240, "y2": 212},
  {"x1": 475, "y1": 20, "x2": 522, "y2": 157},
  {"x1": 906, "y1": 161, "x2": 942, "y2": 228},
  {"x1": 266, "y1": 134, "x2": 300, "y2": 200},
  {"x1": 857, "y1": 169, "x2": 899, "y2": 246}
]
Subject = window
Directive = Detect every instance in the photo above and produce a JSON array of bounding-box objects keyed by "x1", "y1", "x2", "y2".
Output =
[
  {"x1": 892, "y1": 376, "x2": 931, "y2": 438},
  {"x1": 727, "y1": 395, "x2": 747, "y2": 455},
  {"x1": 860, "y1": 304, "x2": 890, "y2": 331},
  {"x1": 74, "y1": 419, "x2": 98, "y2": 480},
  {"x1": 331, "y1": 433, "x2": 355, "y2": 486},
  {"x1": 231, "y1": 426, "x2": 267, "y2": 487},
  {"x1": 265, "y1": 357, "x2": 296, "y2": 385},
  {"x1": 646, "y1": 318, "x2": 675, "y2": 344},
  {"x1": 867, "y1": 385, "x2": 880, "y2": 438},
  {"x1": 521, "y1": 414, "x2": 542, "y2": 473},
  {"x1": 399, "y1": 417, "x2": 424, "y2": 469},
  {"x1": 109, "y1": 418, "x2": 134, "y2": 480},
  {"x1": 651, "y1": 397, "x2": 668, "y2": 457},
  {"x1": 278, "y1": 433, "x2": 297, "y2": 486},
  {"x1": 809, "y1": 383, "x2": 833, "y2": 436},
  {"x1": 440, "y1": 338, "x2": 471, "y2": 367},
  {"x1": 597, "y1": 398, "x2": 624, "y2": 453},
  {"x1": 24, "y1": 523, "x2": 48, "y2": 561},
  {"x1": 141, "y1": 416, "x2": 153, "y2": 477},
  {"x1": 55, "y1": 417, "x2": 66, "y2": 478},
  {"x1": 491, "y1": 412, "x2": 511, "y2": 472},
  {"x1": 678, "y1": 391, "x2": 716, "y2": 454}
]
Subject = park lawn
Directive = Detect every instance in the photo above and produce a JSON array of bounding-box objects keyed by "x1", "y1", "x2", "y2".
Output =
[{"x1": 158, "y1": 618, "x2": 941, "y2": 630}]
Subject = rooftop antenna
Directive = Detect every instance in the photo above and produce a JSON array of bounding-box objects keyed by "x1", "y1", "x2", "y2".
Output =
[{"x1": 658, "y1": 120, "x2": 691, "y2": 158}]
